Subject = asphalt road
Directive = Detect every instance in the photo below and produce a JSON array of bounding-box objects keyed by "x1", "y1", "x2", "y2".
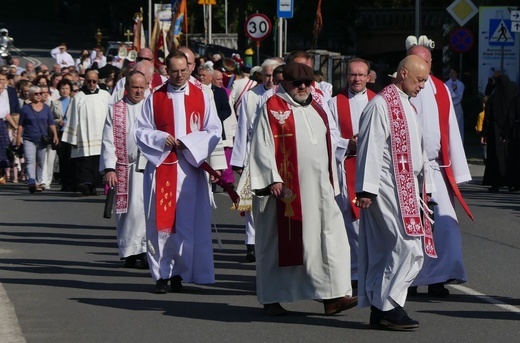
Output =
[
  {"x1": 1, "y1": 45, "x2": 519, "y2": 342},
  {"x1": 0, "y1": 162, "x2": 519, "y2": 343}
]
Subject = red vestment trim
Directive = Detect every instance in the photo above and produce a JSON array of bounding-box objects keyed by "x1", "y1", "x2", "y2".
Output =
[
  {"x1": 267, "y1": 95, "x2": 303, "y2": 267},
  {"x1": 336, "y1": 89, "x2": 375, "y2": 219},
  {"x1": 153, "y1": 82, "x2": 205, "y2": 233},
  {"x1": 430, "y1": 76, "x2": 474, "y2": 220},
  {"x1": 151, "y1": 73, "x2": 165, "y2": 89},
  {"x1": 265, "y1": 94, "x2": 334, "y2": 267},
  {"x1": 112, "y1": 99, "x2": 129, "y2": 214},
  {"x1": 381, "y1": 84, "x2": 437, "y2": 258}
]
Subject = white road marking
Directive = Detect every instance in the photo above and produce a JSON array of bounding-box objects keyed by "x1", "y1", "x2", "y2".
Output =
[
  {"x1": 0, "y1": 282, "x2": 26, "y2": 343},
  {"x1": 449, "y1": 284, "x2": 520, "y2": 314}
]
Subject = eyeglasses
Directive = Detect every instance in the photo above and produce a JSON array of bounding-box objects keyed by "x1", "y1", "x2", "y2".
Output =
[
  {"x1": 136, "y1": 57, "x2": 153, "y2": 62},
  {"x1": 170, "y1": 69, "x2": 188, "y2": 75},
  {"x1": 291, "y1": 80, "x2": 312, "y2": 88},
  {"x1": 33, "y1": 92, "x2": 42, "y2": 95},
  {"x1": 85, "y1": 79, "x2": 98, "y2": 84},
  {"x1": 348, "y1": 73, "x2": 367, "y2": 78}
]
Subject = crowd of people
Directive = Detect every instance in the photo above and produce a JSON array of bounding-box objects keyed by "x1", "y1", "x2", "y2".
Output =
[{"x1": 1, "y1": 34, "x2": 519, "y2": 331}]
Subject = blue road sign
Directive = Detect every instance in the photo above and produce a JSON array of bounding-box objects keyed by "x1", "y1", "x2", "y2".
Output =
[
  {"x1": 489, "y1": 19, "x2": 514, "y2": 46},
  {"x1": 277, "y1": 0, "x2": 294, "y2": 19},
  {"x1": 450, "y1": 27, "x2": 474, "y2": 53}
]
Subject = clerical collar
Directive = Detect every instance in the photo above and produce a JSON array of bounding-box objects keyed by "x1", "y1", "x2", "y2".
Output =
[
  {"x1": 348, "y1": 88, "x2": 367, "y2": 96},
  {"x1": 169, "y1": 82, "x2": 188, "y2": 92},
  {"x1": 81, "y1": 85, "x2": 100, "y2": 95}
]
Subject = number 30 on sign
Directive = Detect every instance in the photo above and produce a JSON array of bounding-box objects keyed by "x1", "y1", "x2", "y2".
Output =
[{"x1": 245, "y1": 14, "x2": 272, "y2": 42}]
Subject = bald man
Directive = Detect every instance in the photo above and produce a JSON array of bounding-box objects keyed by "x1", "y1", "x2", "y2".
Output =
[
  {"x1": 355, "y1": 55, "x2": 432, "y2": 330},
  {"x1": 407, "y1": 45, "x2": 472, "y2": 297},
  {"x1": 101, "y1": 71, "x2": 149, "y2": 268}
]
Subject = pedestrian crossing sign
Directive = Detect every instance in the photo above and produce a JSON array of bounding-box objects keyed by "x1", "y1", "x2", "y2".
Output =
[{"x1": 489, "y1": 19, "x2": 514, "y2": 46}]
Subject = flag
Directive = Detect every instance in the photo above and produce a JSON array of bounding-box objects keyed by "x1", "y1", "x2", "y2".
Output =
[
  {"x1": 312, "y1": 0, "x2": 323, "y2": 49},
  {"x1": 133, "y1": 10, "x2": 146, "y2": 51},
  {"x1": 172, "y1": 0, "x2": 188, "y2": 41}
]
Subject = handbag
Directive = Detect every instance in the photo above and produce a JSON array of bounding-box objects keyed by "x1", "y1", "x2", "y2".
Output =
[{"x1": 40, "y1": 135, "x2": 52, "y2": 145}]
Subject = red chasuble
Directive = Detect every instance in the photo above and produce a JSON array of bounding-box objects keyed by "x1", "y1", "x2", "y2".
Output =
[
  {"x1": 336, "y1": 89, "x2": 376, "y2": 219},
  {"x1": 381, "y1": 84, "x2": 437, "y2": 258},
  {"x1": 430, "y1": 76, "x2": 474, "y2": 220},
  {"x1": 265, "y1": 94, "x2": 334, "y2": 267},
  {"x1": 152, "y1": 82, "x2": 205, "y2": 233}
]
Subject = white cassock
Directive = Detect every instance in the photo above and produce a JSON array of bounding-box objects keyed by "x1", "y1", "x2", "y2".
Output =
[
  {"x1": 445, "y1": 78, "x2": 465, "y2": 140},
  {"x1": 249, "y1": 87, "x2": 351, "y2": 304},
  {"x1": 100, "y1": 98, "x2": 147, "y2": 258},
  {"x1": 230, "y1": 84, "x2": 271, "y2": 245},
  {"x1": 411, "y1": 77, "x2": 471, "y2": 286},
  {"x1": 62, "y1": 89, "x2": 111, "y2": 158},
  {"x1": 135, "y1": 82, "x2": 221, "y2": 284},
  {"x1": 328, "y1": 89, "x2": 371, "y2": 281},
  {"x1": 355, "y1": 88, "x2": 429, "y2": 311}
]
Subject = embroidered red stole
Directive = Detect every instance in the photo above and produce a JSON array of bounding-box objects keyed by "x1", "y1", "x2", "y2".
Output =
[
  {"x1": 430, "y1": 76, "x2": 474, "y2": 220},
  {"x1": 336, "y1": 89, "x2": 375, "y2": 219},
  {"x1": 266, "y1": 94, "x2": 334, "y2": 267},
  {"x1": 153, "y1": 82, "x2": 205, "y2": 233},
  {"x1": 381, "y1": 84, "x2": 437, "y2": 258},
  {"x1": 112, "y1": 100, "x2": 129, "y2": 214}
]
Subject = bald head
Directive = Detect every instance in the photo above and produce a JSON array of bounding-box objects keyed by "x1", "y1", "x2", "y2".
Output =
[
  {"x1": 395, "y1": 55, "x2": 430, "y2": 97},
  {"x1": 178, "y1": 46, "x2": 195, "y2": 73},
  {"x1": 407, "y1": 45, "x2": 432, "y2": 67},
  {"x1": 134, "y1": 61, "x2": 154, "y2": 85},
  {"x1": 137, "y1": 48, "x2": 154, "y2": 61}
]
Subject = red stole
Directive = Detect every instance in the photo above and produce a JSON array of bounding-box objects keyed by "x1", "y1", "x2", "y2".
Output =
[
  {"x1": 336, "y1": 89, "x2": 376, "y2": 219},
  {"x1": 430, "y1": 76, "x2": 474, "y2": 220},
  {"x1": 266, "y1": 94, "x2": 334, "y2": 267},
  {"x1": 151, "y1": 73, "x2": 164, "y2": 89},
  {"x1": 381, "y1": 84, "x2": 437, "y2": 258},
  {"x1": 112, "y1": 99, "x2": 129, "y2": 214},
  {"x1": 153, "y1": 82, "x2": 205, "y2": 233}
]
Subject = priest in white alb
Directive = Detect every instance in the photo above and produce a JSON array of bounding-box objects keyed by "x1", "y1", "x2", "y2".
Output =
[
  {"x1": 100, "y1": 71, "x2": 148, "y2": 269},
  {"x1": 249, "y1": 62, "x2": 357, "y2": 316},
  {"x1": 355, "y1": 55, "x2": 433, "y2": 330},
  {"x1": 135, "y1": 50, "x2": 222, "y2": 294}
]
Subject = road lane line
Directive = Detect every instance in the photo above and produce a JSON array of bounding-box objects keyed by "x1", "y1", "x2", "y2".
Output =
[
  {"x1": 0, "y1": 282, "x2": 26, "y2": 343},
  {"x1": 10, "y1": 47, "x2": 41, "y2": 67},
  {"x1": 449, "y1": 284, "x2": 520, "y2": 315}
]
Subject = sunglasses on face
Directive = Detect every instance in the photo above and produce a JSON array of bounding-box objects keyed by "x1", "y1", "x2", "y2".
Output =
[
  {"x1": 291, "y1": 80, "x2": 312, "y2": 88},
  {"x1": 33, "y1": 92, "x2": 42, "y2": 95},
  {"x1": 85, "y1": 79, "x2": 98, "y2": 84},
  {"x1": 136, "y1": 57, "x2": 153, "y2": 62},
  {"x1": 72, "y1": 89, "x2": 79, "y2": 92}
]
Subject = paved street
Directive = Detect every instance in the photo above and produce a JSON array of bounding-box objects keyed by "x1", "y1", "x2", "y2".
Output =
[{"x1": 1, "y1": 163, "x2": 519, "y2": 343}]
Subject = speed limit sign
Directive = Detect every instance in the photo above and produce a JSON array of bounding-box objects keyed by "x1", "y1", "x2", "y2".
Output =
[{"x1": 245, "y1": 13, "x2": 272, "y2": 42}]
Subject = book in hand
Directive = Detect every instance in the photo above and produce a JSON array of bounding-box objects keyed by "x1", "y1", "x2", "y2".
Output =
[{"x1": 103, "y1": 186, "x2": 115, "y2": 218}]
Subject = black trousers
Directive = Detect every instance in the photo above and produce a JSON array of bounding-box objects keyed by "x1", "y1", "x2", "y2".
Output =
[{"x1": 73, "y1": 155, "x2": 101, "y2": 187}]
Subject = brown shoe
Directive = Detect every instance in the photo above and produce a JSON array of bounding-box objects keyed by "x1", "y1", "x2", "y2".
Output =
[
  {"x1": 263, "y1": 303, "x2": 288, "y2": 316},
  {"x1": 323, "y1": 296, "x2": 358, "y2": 315}
]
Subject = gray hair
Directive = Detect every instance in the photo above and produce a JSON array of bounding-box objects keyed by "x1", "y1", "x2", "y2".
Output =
[
  {"x1": 29, "y1": 86, "x2": 41, "y2": 97},
  {"x1": 261, "y1": 59, "x2": 284, "y2": 74},
  {"x1": 198, "y1": 64, "x2": 214, "y2": 75}
]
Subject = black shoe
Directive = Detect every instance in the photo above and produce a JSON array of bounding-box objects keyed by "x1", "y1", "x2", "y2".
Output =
[
  {"x1": 29, "y1": 184, "x2": 36, "y2": 193},
  {"x1": 123, "y1": 255, "x2": 138, "y2": 268},
  {"x1": 369, "y1": 306, "x2": 383, "y2": 327},
  {"x1": 136, "y1": 253, "x2": 149, "y2": 269},
  {"x1": 378, "y1": 306, "x2": 419, "y2": 330},
  {"x1": 245, "y1": 244, "x2": 256, "y2": 262},
  {"x1": 154, "y1": 279, "x2": 168, "y2": 294},
  {"x1": 77, "y1": 183, "x2": 90, "y2": 196},
  {"x1": 428, "y1": 283, "x2": 450, "y2": 297},
  {"x1": 488, "y1": 186, "x2": 499, "y2": 193},
  {"x1": 170, "y1": 275, "x2": 183, "y2": 292},
  {"x1": 408, "y1": 286, "x2": 418, "y2": 296}
]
